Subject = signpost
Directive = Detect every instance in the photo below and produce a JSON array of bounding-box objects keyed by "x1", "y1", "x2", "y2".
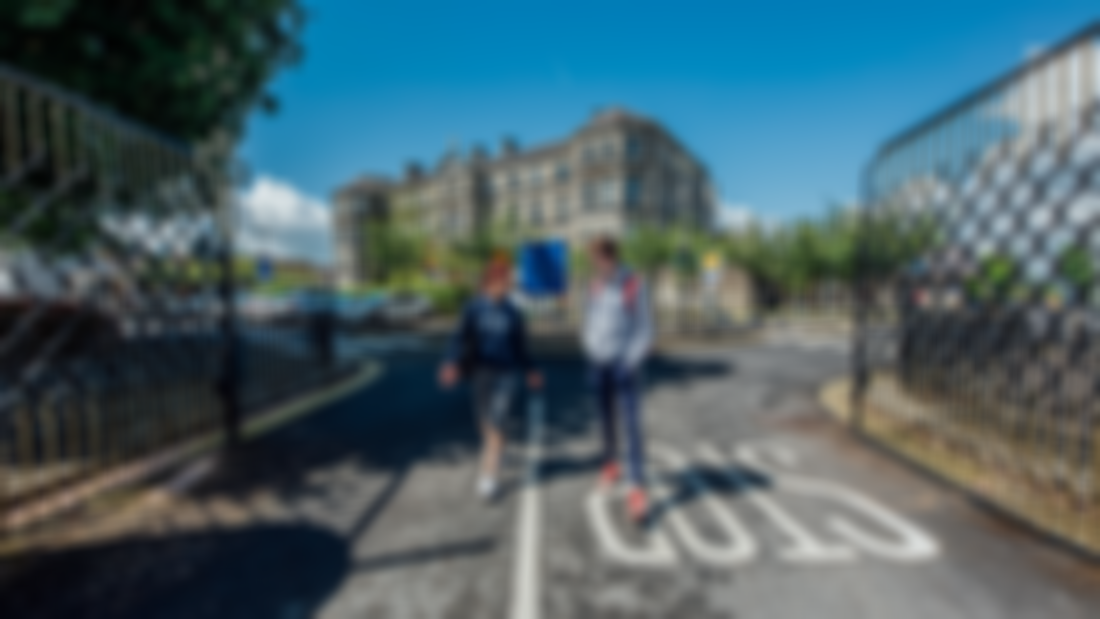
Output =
[
  {"x1": 519, "y1": 240, "x2": 568, "y2": 297},
  {"x1": 256, "y1": 257, "x2": 274, "y2": 283}
]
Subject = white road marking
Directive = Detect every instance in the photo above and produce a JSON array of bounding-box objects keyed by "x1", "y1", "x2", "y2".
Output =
[
  {"x1": 586, "y1": 486, "x2": 680, "y2": 567},
  {"x1": 738, "y1": 443, "x2": 940, "y2": 562},
  {"x1": 510, "y1": 396, "x2": 544, "y2": 619},
  {"x1": 650, "y1": 443, "x2": 757, "y2": 566},
  {"x1": 701, "y1": 444, "x2": 857, "y2": 564},
  {"x1": 585, "y1": 441, "x2": 941, "y2": 569}
]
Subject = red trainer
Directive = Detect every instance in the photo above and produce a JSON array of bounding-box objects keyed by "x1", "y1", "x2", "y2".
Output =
[
  {"x1": 599, "y1": 463, "x2": 621, "y2": 489},
  {"x1": 627, "y1": 488, "x2": 648, "y2": 524}
]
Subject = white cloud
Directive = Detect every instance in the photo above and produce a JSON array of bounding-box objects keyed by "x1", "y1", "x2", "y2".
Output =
[
  {"x1": 717, "y1": 202, "x2": 771, "y2": 231},
  {"x1": 237, "y1": 176, "x2": 332, "y2": 266}
]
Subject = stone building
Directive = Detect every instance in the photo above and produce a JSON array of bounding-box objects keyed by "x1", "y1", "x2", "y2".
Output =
[{"x1": 333, "y1": 108, "x2": 716, "y2": 288}]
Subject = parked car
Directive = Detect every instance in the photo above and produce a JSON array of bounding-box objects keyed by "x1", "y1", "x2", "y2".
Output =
[
  {"x1": 335, "y1": 294, "x2": 388, "y2": 329},
  {"x1": 379, "y1": 293, "x2": 430, "y2": 326}
]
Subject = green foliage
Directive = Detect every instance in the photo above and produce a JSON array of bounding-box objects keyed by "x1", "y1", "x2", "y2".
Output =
[
  {"x1": 446, "y1": 224, "x2": 520, "y2": 284},
  {"x1": 966, "y1": 253, "x2": 1019, "y2": 304},
  {"x1": 1056, "y1": 245, "x2": 1093, "y2": 296},
  {"x1": 622, "y1": 225, "x2": 676, "y2": 277},
  {"x1": 363, "y1": 211, "x2": 430, "y2": 283},
  {"x1": 858, "y1": 208, "x2": 939, "y2": 280},
  {"x1": 0, "y1": 0, "x2": 306, "y2": 140}
]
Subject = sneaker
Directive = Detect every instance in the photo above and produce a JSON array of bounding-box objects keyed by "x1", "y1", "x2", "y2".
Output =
[
  {"x1": 598, "y1": 463, "x2": 621, "y2": 490},
  {"x1": 477, "y1": 476, "x2": 498, "y2": 502},
  {"x1": 627, "y1": 488, "x2": 648, "y2": 525}
]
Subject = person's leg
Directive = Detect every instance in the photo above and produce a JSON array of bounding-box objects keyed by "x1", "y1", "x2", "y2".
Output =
[
  {"x1": 592, "y1": 364, "x2": 620, "y2": 481},
  {"x1": 475, "y1": 371, "x2": 513, "y2": 500},
  {"x1": 616, "y1": 367, "x2": 646, "y2": 488},
  {"x1": 480, "y1": 417, "x2": 504, "y2": 481}
]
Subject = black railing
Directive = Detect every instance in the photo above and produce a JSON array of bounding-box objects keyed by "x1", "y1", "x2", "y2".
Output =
[
  {"x1": 0, "y1": 63, "x2": 343, "y2": 536},
  {"x1": 854, "y1": 24, "x2": 1100, "y2": 557}
]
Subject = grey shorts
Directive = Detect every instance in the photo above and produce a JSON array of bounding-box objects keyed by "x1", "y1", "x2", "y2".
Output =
[{"x1": 472, "y1": 369, "x2": 519, "y2": 429}]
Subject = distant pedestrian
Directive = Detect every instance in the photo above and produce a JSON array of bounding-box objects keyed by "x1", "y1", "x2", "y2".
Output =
[
  {"x1": 440, "y1": 260, "x2": 542, "y2": 501},
  {"x1": 582, "y1": 236, "x2": 654, "y2": 524}
]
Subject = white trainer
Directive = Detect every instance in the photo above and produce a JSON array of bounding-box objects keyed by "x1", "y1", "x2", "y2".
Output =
[{"x1": 477, "y1": 476, "x2": 498, "y2": 501}]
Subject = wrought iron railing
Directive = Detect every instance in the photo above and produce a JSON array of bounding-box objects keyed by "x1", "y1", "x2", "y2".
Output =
[
  {"x1": 855, "y1": 23, "x2": 1100, "y2": 557},
  {"x1": 0, "y1": 63, "x2": 342, "y2": 537}
]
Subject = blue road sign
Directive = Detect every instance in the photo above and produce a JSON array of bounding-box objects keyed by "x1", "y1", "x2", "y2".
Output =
[
  {"x1": 256, "y1": 257, "x2": 274, "y2": 282},
  {"x1": 519, "y1": 240, "x2": 568, "y2": 297}
]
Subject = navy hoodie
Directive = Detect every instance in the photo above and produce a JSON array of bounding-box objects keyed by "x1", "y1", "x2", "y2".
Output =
[{"x1": 448, "y1": 296, "x2": 532, "y2": 372}]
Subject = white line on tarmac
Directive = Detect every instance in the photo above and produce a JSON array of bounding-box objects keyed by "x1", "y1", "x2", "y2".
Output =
[{"x1": 510, "y1": 396, "x2": 544, "y2": 619}]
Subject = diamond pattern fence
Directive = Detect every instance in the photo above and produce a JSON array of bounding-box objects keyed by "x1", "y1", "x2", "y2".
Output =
[
  {"x1": 0, "y1": 63, "x2": 342, "y2": 543},
  {"x1": 854, "y1": 24, "x2": 1100, "y2": 557}
]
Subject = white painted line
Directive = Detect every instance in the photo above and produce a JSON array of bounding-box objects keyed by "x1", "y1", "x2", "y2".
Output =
[
  {"x1": 586, "y1": 485, "x2": 680, "y2": 567},
  {"x1": 510, "y1": 396, "x2": 544, "y2": 619},
  {"x1": 650, "y1": 443, "x2": 758, "y2": 566},
  {"x1": 738, "y1": 443, "x2": 940, "y2": 562},
  {"x1": 165, "y1": 455, "x2": 217, "y2": 495},
  {"x1": 700, "y1": 443, "x2": 857, "y2": 564}
]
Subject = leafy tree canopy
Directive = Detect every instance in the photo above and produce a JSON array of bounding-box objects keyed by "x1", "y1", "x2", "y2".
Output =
[{"x1": 0, "y1": 0, "x2": 306, "y2": 140}]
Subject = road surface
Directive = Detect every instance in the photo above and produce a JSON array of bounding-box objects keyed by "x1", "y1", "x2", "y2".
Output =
[{"x1": 5, "y1": 333, "x2": 1099, "y2": 619}]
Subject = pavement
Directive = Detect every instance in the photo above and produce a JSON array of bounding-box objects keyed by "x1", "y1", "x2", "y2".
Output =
[{"x1": 4, "y1": 331, "x2": 1100, "y2": 619}]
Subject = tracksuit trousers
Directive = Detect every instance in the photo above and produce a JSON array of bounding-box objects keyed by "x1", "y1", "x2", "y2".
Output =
[{"x1": 592, "y1": 363, "x2": 646, "y2": 487}]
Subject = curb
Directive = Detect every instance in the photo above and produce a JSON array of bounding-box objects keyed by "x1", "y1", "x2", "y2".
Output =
[
  {"x1": 816, "y1": 375, "x2": 1100, "y2": 566},
  {"x1": 817, "y1": 376, "x2": 855, "y2": 426}
]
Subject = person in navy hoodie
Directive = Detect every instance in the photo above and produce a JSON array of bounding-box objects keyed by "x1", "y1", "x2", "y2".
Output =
[{"x1": 440, "y1": 260, "x2": 542, "y2": 501}]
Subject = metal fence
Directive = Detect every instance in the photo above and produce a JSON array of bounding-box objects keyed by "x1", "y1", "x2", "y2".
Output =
[
  {"x1": 855, "y1": 23, "x2": 1100, "y2": 557},
  {"x1": 0, "y1": 64, "x2": 341, "y2": 538}
]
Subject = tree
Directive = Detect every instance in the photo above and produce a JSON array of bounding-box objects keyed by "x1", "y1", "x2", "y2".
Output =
[
  {"x1": 0, "y1": 0, "x2": 306, "y2": 141},
  {"x1": 622, "y1": 225, "x2": 675, "y2": 278},
  {"x1": 362, "y1": 211, "x2": 428, "y2": 284},
  {"x1": 966, "y1": 253, "x2": 1018, "y2": 305},
  {"x1": 1056, "y1": 245, "x2": 1094, "y2": 303},
  {"x1": 858, "y1": 207, "x2": 939, "y2": 280}
]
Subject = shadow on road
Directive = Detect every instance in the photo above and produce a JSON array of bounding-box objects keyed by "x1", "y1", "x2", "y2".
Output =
[
  {"x1": 1, "y1": 348, "x2": 734, "y2": 617},
  {"x1": 0, "y1": 524, "x2": 348, "y2": 619}
]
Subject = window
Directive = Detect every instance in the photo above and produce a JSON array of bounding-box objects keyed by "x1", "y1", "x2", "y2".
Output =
[
  {"x1": 626, "y1": 179, "x2": 642, "y2": 206},
  {"x1": 556, "y1": 164, "x2": 570, "y2": 183},
  {"x1": 530, "y1": 201, "x2": 543, "y2": 226},
  {"x1": 584, "y1": 183, "x2": 599, "y2": 209},
  {"x1": 596, "y1": 180, "x2": 618, "y2": 205},
  {"x1": 626, "y1": 136, "x2": 643, "y2": 160}
]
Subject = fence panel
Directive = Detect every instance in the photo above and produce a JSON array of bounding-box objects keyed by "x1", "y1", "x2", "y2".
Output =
[
  {"x1": 0, "y1": 63, "x2": 341, "y2": 540},
  {"x1": 855, "y1": 26, "x2": 1100, "y2": 557}
]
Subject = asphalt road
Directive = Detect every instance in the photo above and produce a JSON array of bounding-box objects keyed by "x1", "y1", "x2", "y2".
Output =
[{"x1": 6, "y1": 334, "x2": 1100, "y2": 619}]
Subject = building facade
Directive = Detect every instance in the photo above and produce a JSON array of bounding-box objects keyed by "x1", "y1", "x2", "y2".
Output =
[{"x1": 333, "y1": 108, "x2": 716, "y2": 288}]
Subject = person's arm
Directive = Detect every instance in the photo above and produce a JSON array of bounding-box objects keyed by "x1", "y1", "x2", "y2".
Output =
[
  {"x1": 441, "y1": 304, "x2": 474, "y2": 387},
  {"x1": 580, "y1": 280, "x2": 597, "y2": 354},
  {"x1": 447, "y1": 304, "x2": 475, "y2": 363},
  {"x1": 513, "y1": 304, "x2": 542, "y2": 388},
  {"x1": 622, "y1": 279, "x2": 654, "y2": 369}
]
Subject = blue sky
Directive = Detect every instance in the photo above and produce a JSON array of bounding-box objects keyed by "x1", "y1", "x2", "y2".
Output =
[{"x1": 237, "y1": 1, "x2": 1098, "y2": 260}]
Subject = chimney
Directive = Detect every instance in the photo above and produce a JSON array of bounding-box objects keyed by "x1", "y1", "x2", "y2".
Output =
[
  {"x1": 500, "y1": 136, "x2": 520, "y2": 158},
  {"x1": 405, "y1": 161, "x2": 424, "y2": 182}
]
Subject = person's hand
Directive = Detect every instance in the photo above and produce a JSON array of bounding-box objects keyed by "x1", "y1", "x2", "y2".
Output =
[
  {"x1": 439, "y1": 363, "x2": 460, "y2": 389},
  {"x1": 527, "y1": 371, "x2": 543, "y2": 390}
]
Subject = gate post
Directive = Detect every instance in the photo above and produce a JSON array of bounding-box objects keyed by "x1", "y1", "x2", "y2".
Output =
[{"x1": 209, "y1": 136, "x2": 242, "y2": 448}]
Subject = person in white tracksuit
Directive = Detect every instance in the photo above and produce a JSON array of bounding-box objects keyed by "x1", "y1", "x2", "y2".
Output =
[{"x1": 582, "y1": 236, "x2": 654, "y2": 524}]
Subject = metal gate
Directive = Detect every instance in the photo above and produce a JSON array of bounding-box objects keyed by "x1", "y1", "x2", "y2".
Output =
[
  {"x1": 0, "y1": 63, "x2": 340, "y2": 539},
  {"x1": 855, "y1": 24, "x2": 1100, "y2": 557}
]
